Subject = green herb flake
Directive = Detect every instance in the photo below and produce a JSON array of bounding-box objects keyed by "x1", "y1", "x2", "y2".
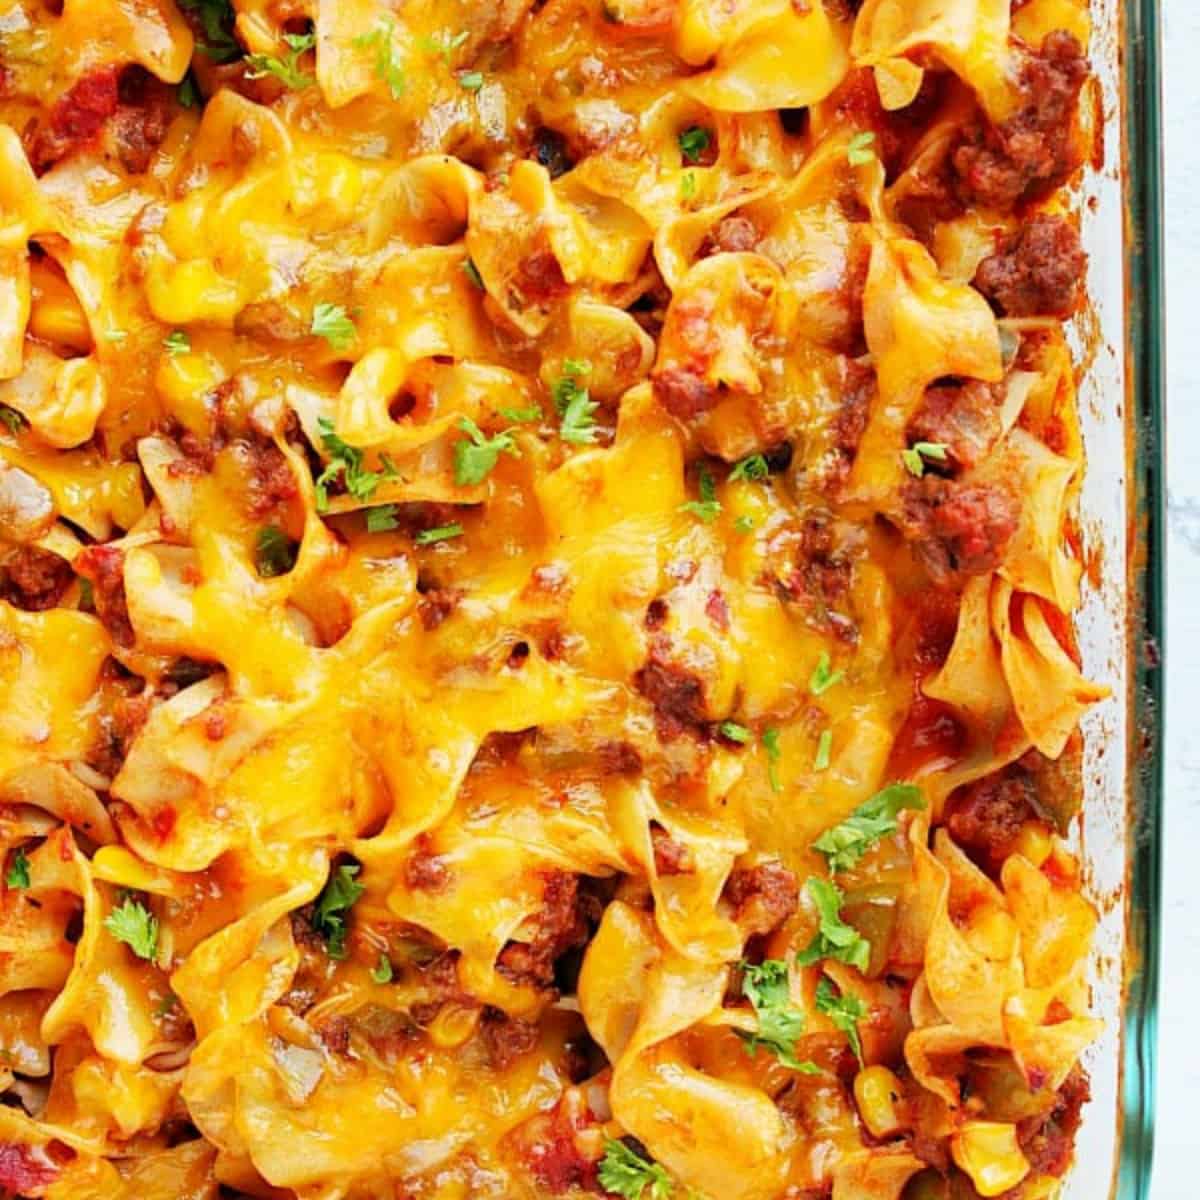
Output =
[
  {"x1": 739, "y1": 958, "x2": 822, "y2": 1074},
  {"x1": 310, "y1": 303, "x2": 357, "y2": 352},
  {"x1": 808, "y1": 651, "x2": 844, "y2": 697},
  {"x1": 846, "y1": 131, "x2": 877, "y2": 167},
  {"x1": 353, "y1": 22, "x2": 406, "y2": 98},
  {"x1": 245, "y1": 31, "x2": 316, "y2": 90},
  {"x1": 181, "y1": 0, "x2": 241, "y2": 64},
  {"x1": 370, "y1": 954, "x2": 394, "y2": 983},
  {"x1": 900, "y1": 441, "x2": 950, "y2": 478},
  {"x1": 104, "y1": 897, "x2": 160, "y2": 961},
  {"x1": 153, "y1": 991, "x2": 178, "y2": 1018},
  {"x1": 454, "y1": 416, "x2": 519, "y2": 486},
  {"x1": 415, "y1": 523, "x2": 464, "y2": 546},
  {"x1": 499, "y1": 405, "x2": 541, "y2": 424},
  {"x1": 255, "y1": 525, "x2": 296, "y2": 578},
  {"x1": 458, "y1": 70, "x2": 484, "y2": 92},
  {"x1": 795, "y1": 877, "x2": 870, "y2": 973},
  {"x1": 551, "y1": 361, "x2": 598, "y2": 444},
  {"x1": 177, "y1": 74, "x2": 200, "y2": 108},
  {"x1": 0, "y1": 407, "x2": 24, "y2": 436},
  {"x1": 311, "y1": 863, "x2": 365, "y2": 960},
  {"x1": 719, "y1": 720, "x2": 751, "y2": 744},
  {"x1": 811, "y1": 783, "x2": 926, "y2": 873},
  {"x1": 814, "y1": 728, "x2": 833, "y2": 772},
  {"x1": 163, "y1": 330, "x2": 191, "y2": 356},
  {"x1": 680, "y1": 170, "x2": 697, "y2": 201},
  {"x1": 679, "y1": 466, "x2": 721, "y2": 523},
  {"x1": 314, "y1": 417, "x2": 398, "y2": 510},
  {"x1": 365, "y1": 504, "x2": 399, "y2": 533},
  {"x1": 728, "y1": 454, "x2": 769, "y2": 483},
  {"x1": 815, "y1": 976, "x2": 867, "y2": 1065},
  {"x1": 762, "y1": 728, "x2": 783, "y2": 793},
  {"x1": 734, "y1": 514, "x2": 756, "y2": 534},
  {"x1": 678, "y1": 125, "x2": 711, "y2": 164},
  {"x1": 417, "y1": 29, "x2": 469, "y2": 63},
  {"x1": 597, "y1": 1139, "x2": 672, "y2": 1200},
  {"x1": 5, "y1": 848, "x2": 30, "y2": 890}
]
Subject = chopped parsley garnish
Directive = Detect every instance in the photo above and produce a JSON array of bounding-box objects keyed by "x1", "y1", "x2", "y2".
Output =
[
  {"x1": 454, "y1": 416, "x2": 519, "y2": 486},
  {"x1": 5, "y1": 848, "x2": 29, "y2": 890},
  {"x1": 153, "y1": 991, "x2": 178, "y2": 1018},
  {"x1": 104, "y1": 897, "x2": 159, "y2": 961},
  {"x1": 314, "y1": 418, "x2": 398, "y2": 510},
  {"x1": 739, "y1": 958, "x2": 820, "y2": 1073},
  {"x1": 847, "y1": 131, "x2": 877, "y2": 166},
  {"x1": 365, "y1": 504, "x2": 399, "y2": 533},
  {"x1": 553, "y1": 360, "x2": 598, "y2": 444},
  {"x1": 163, "y1": 331, "x2": 190, "y2": 356},
  {"x1": 499, "y1": 405, "x2": 541, "y2": 424},
  {"x1": 597, "y1": 1139, "x2": 672, "y2": 1200},
  {"x1": 901, "y1": 441, "x2": 950, "y2": 478},
  {"x1": 177, "y1": 73, "x2": 200, "y2": 109},
  {"x1": 815, "y1": 976, "x2": 867, "y2": 1065},
  {"x1": 310, "y1": 303, "x2": 357, "y2": 352},
  {"x1": 678, "y1": 125, "x2": 711, "y2": 163},
  {"x1": 0, "y1": 408, "x2": 22, "y2": 436},
  {"x1": 245, "y1": 31, "x2": 316, "y2": 90},
  {"x1": 354, "y1": 22, "x2": 406, "y2": 99},
  {"x1": 417, "y1": 29, "x2": 469, "y2": 63},
  {"x1": 255, "y1": 525, "x2": 296, "y2": 577},
  {"x1": 808, "y1": 651, "x2": 844, "y2": 696},
  {"x1": 811, "y1": 783, "x2": 926, "y2": 873},
  {"x1": 679, "y1": 466, "x2": 721, "y2": 523},
  {"x1": 734, "y1": 514, "x2": 756, "y2": 534},
  {"x1": 762, "y1": 728, "x2": 783, "y2": 793},
  {"x1": 311, "y1": 863, "x2": 364, "y2": 960},
  {"x1": 795, "y1": 878, "x2": 870, "y2": 972},
  {"x1": 370, "y1": 954, "x2": 394, "y2": 983},
  {"x1": 680, "y1": 170, "x2": 697, "y2": 201},
  {"x1": 814, "y1": 729, "x2": 833, "y2": 772},
  {"x1": 719, "y1": 720, "x2": 751, "y2": 744},
  {"x1": 415, "y1": 523, "x2": 464, "y2": 546},
  {"x1": 728, "y1": 453, "x2": 769, "y2": 482},
  {"x1": 461, "y1": 258, "x2": 484, "y2": 289},
  {"x1": 458, "y1": 70, "x2": 484, "y2": 92},
  {"x1": 181, "y1": 0, "x2": 241, "y2": 64}
]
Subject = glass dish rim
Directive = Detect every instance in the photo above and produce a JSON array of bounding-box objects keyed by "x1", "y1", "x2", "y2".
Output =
[{"x1": 1116, "y1": 0, "x2": 1165, "y2": 1195}]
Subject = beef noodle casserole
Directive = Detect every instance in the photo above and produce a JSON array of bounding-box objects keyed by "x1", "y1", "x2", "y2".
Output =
[{"x1": 0, "y1": 2, "x2": 1107, "y2": 1198}]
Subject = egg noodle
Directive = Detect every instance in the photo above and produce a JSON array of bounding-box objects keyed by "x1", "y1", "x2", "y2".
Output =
[{"x1": 0, "y1": 1, "x2": 1108, "y2": 1197}]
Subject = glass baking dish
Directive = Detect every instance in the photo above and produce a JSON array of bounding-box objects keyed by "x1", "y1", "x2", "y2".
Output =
[{"x1": 1069, "y1": 0, "x2": 1164, "y2": 1196}]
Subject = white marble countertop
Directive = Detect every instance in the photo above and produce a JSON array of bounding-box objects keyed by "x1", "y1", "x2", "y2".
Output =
[{"x1": 1152, "y1": 3, "x2": 1194, "y2": 1195}]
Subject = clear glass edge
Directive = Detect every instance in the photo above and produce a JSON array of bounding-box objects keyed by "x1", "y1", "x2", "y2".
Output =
[{"x1": 1118, "y1": 0, "x2": 1165, "y2": 1195}]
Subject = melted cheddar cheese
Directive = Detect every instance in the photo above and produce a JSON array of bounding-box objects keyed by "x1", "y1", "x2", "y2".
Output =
[{"x1": 0, "y1": 2, "x2": 1106, "y2": 1198}]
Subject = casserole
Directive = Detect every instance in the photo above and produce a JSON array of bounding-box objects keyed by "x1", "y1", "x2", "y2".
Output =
[{"x1": 0, "y1": 0, "x2": 1166, "y2": 1197}]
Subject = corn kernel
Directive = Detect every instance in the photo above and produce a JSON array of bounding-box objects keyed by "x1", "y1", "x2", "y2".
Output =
[
  {"x1": 155, "y1": 352, "x2": 222, "y2": 435},
  {"x1": 145, "y1": 259, "x2": 241, "y2": 325},
  {"x1": 853, "y1": 1065, "x2": 908, "y2": 1139},
  {"x1": 951, "y1": 1120, "x2": 1031, "y2": 1197},
  {"x1": 1013, "y1": 822, "x2": 1055, "y2": 867}
]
